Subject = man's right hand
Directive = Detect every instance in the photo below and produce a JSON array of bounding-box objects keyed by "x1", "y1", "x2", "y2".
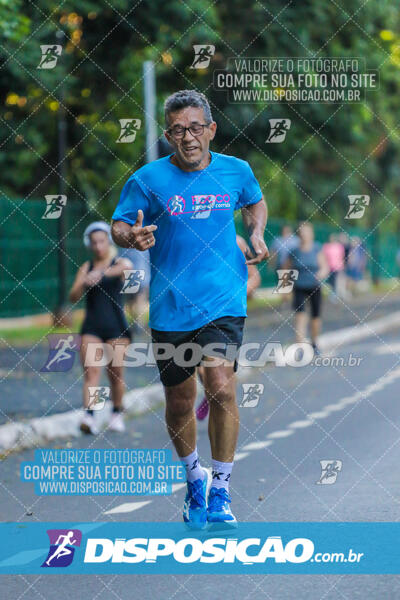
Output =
[
  {"x1": 129, "y1": 210, "x2": 157, "y2": 250},
  {"x1": 111, "y1": 213, "x2": 157, "y2": 250}
]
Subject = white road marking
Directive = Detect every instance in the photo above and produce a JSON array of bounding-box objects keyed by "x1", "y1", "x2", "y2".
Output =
[
  {"x1": 307, "y1": 411, "x2": 331, "y2": 419},
  {"x1": 242, "y1": 441, "x2": 273, "y2": 451},
  {"x1": 288, "y1": 420, "x2": 313, "y2": 428},
  {"x1": 267, "y1": 430, "x2": 294, "y2": 439},
  {"x1": 253, "y1": 366, "x2": 400, "y2": 454},
  {"x1": 103, "y1": 501, "x2": 151, "y2": 515},
  {"x1": 234, "y1": 452, "x2": 250, "y2": 461},
  {"x1": 318, "y1": 311, "x2": 400, "y2": 352},
  {"x1": 373, "y1": 343, "x2": 400, "y2": 355},
  {"x1": 323, "y1": 404, "x2": 347, "y2": 412}
]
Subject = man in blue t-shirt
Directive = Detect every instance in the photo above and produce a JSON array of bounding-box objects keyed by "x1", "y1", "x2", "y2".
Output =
[{"x1": 111, "y1": 89, "x2": 268, "y2": 529}]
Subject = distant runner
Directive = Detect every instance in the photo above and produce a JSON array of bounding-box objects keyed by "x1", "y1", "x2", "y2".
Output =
[
  {"x1": 69, "y1": 221, "x2": 133, "y2": 435},
  {"x1": 284, "y1": 222, "x2": 329, "y2": 354}
]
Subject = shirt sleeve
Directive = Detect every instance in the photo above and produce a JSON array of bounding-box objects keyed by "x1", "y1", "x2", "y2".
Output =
[
  {"x1": 235, "y1": 161, "x2": 263, "y2": 210},
  {"x1": 112, "y1": 176, "x2": 151, "y2": 225}
]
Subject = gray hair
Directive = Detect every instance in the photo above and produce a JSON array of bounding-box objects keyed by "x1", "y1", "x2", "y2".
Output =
[{"x1": 164, "y1": 90, "x2": 213, "y2": 126}]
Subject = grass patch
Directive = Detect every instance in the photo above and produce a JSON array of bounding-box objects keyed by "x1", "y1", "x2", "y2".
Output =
[{"x1": 0, "y1": 314, "x2": 84, "y2": 347}]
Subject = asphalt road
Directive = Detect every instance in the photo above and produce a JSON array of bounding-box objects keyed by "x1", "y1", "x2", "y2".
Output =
[
  {"x1": 1, "y1": 319, "x2": 400, "y2": 598},
  {"x1": 1, "y1": 290, "x2": 400, "y2": 424}
]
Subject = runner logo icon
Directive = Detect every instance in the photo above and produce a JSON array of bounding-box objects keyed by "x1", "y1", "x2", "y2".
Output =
[
  {"x1": 317, "y1": 460, "x2": 343, "y2": 485},
  {"x1": 87, "y1": 386, "x2": 110, "y2": 410},
  {"x1": 190, "y1": 45, "x2": 215, "y2": 69},
  {"x1": 116, "y1": 119, "x2": 141, "y2": 143},
  {"x1": 167, "y1": 195, "x2": 185, "y2": 215},
  {"x1": 274, "y1": 270, "x2": 299, "y2": 294},
  {"x1": 42, "y1": 195, "x2": 67, "y2": 219},
  {"x1": 37, "y1": 45, "x2": 62, "y2": 69},
  {"x1": 345, "y1": 195, "x2": 370, "y2": 219},
  {"x1": 40, "y1": 334, "x2": 81, "y2": 372},
  {"x1": 266, "y1": 119, "x2": 291, "y2": 143},
  {"x1": 240, "y1": 383, "x2": 264, "y2": 407},
  {"x1": 121, "y1": 270, "x2": 145, "y2": 293},
  {"x1": 41, "y1": 529, "x2": 82, "y2": 567}
]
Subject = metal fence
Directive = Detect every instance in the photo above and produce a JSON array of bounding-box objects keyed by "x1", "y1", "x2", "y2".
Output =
[
  {"x1": 0, "y1": 198, "x2": 397, "y2": 318},
  {"x1": 0, "y1": 198, "x2": 93, "y2": 318}
]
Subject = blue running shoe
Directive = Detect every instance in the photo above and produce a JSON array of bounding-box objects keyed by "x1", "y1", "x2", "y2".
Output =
[
  {"x1": 207, "y1": 487, "x2": 237, "y2": 527},
  {"x1": 183, "y1": 468, "x2": 211, "y2": 530}
]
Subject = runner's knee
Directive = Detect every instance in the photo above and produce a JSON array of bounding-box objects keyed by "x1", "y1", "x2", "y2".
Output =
[
  {"x1": 107, "y1": 366, "x2": 124, "y2": 384},
  {"x1": 203, "y1": 367, "x2": 234, "y2": 401},
  {"x1": 165, "y1": 390, "x2": 194, "y2": 418},
  {"x1": 207, "y1": 386, "x2": 234, "y2": 408},
  {"x1": 83, "y1": 366, "x2": 101, "y2": 383}
]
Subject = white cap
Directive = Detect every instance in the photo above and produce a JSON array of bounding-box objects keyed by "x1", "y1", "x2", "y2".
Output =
[{"x1": 83, "y1": 221, "x2": 112, "y2": 248}]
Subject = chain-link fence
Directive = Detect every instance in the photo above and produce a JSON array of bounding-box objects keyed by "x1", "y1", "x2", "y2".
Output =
[
  {"x1": 0, "y1": 198, "x2": 92, "y2": 318},
  {"x1": 0, "y1": 198, "x2": 398, "y2": 317}
]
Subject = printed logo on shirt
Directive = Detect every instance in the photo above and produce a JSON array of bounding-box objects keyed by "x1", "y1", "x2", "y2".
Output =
[
  {"x1": 167, "y1": 194, "x2": 231, "y2": 217},
  {"x1": 191, "y1": 195, "x2": 216, "y2": 219},
  {"x1": 167, "y1": 195, "x2": 186, "y2": 215}
]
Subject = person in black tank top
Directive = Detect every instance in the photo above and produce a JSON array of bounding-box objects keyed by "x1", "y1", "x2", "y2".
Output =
[
  {"x1": 69, "y1": 221, "x2": 133, "y2": 435},
  {"x1": 81, "y1": 255, "x2": 131, "y2": 341}
]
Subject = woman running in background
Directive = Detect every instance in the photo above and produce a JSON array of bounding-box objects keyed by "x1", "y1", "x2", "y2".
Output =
[
  {"x1": 196, "y1": 235, "x2": 261, "y2": 421},
  {"x1": 69, "y1": 221, "x2": 133, "y2": 435},
  {"x1": 284, "y1": 222, "x2": 329, "y2": 354}
]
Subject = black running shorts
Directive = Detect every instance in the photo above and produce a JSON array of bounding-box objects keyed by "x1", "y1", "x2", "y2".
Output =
[
  {"x1": 151, "y1": 316, "x2": 245, "y2": 387},
  {"x1": 292, "y1": 286, "x2": 322, "y2": 318}
]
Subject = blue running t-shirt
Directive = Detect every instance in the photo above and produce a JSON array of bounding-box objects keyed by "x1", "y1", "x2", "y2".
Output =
[{"x1": 112, "y1": 151, "x2": 263, "y2": 331}]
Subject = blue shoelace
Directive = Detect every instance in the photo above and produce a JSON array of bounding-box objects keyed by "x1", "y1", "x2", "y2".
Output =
[
  {"x1": 187, "y1": 478, "x2": 206, "y2": 508},
  {"x1": 209, "y1": 488, "x2": 231, "y2": 510}
]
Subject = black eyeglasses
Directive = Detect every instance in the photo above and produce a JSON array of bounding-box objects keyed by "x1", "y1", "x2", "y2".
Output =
[{"x1": 167, "y1": 123, "x2": 210, "y2": 139}]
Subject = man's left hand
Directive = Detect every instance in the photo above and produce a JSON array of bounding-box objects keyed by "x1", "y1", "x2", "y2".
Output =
[{"x1": 246, "y1": 233, "x2": 269, "y2": 265}]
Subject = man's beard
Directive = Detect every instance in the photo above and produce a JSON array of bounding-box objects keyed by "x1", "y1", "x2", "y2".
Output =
[{"x1": 178, "y1": 148, "x2": 204, "y2": 168}]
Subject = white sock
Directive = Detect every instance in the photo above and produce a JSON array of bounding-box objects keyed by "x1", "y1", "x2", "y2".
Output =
[
  {"x1": 180, "y1": 448, "x2": 204, "y2": 482},
  {"x1": 211, "y1": 459, "x2": 233, "y2": 491}
]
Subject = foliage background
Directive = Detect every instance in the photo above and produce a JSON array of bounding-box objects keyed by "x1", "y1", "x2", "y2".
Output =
[{"x1": 0, "y1": 0, "x2": 399, "y2": 315}]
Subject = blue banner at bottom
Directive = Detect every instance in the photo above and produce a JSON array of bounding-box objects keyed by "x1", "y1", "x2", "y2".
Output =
[{"x1": 0, "y1": 522, "x2": 398, "y2": 574}]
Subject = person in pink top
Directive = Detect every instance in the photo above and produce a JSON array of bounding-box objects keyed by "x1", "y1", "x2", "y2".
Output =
[{"x1": 323, "y1": 234, "x2": 345, "y2": 301}]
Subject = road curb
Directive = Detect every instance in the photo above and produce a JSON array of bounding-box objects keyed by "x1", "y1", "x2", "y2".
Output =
[
  {"x1": 0, "y1": 384, "x2": 164, "y2": 453},
  {"x1": 1, "y1": 311, "x2": 400, "y2": 452}
]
